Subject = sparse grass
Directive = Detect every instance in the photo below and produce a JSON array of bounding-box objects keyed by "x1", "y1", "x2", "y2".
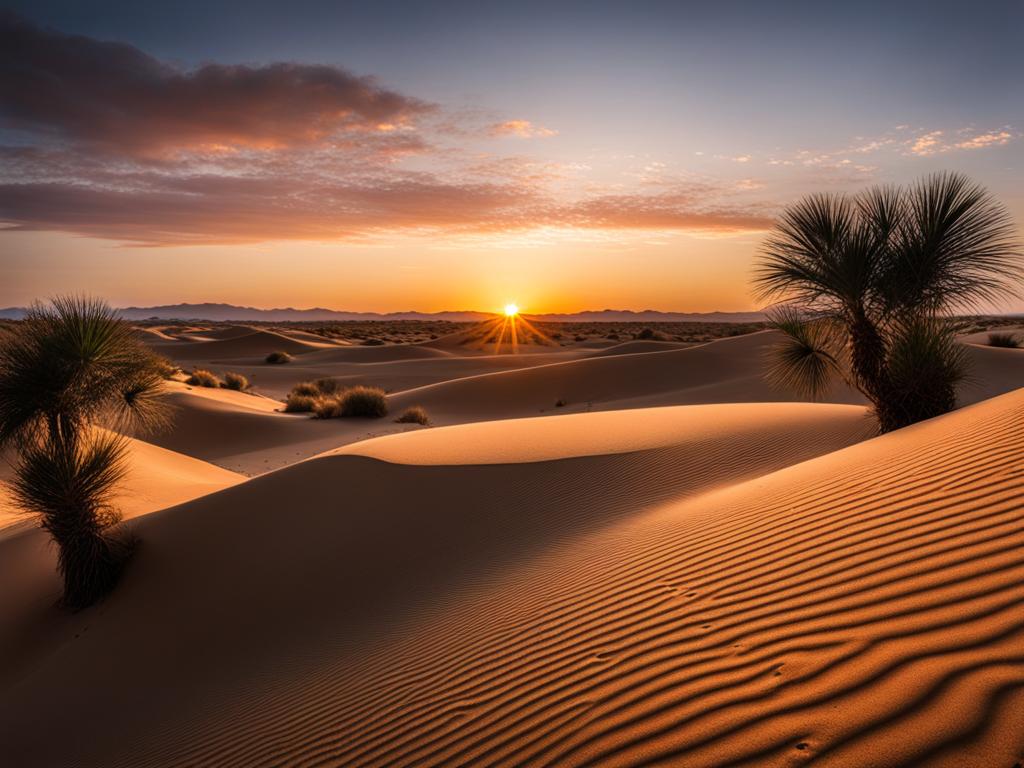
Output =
[
  {"x1": 221, "y1": 372, "x2": 250, "y2": 391},
  {"x1": 186, "y1": 369, "x2": 221, "y2": 388},
  {"x1": 283, "y1": 394, "x2": 318, "y2": 413},
  {"x1": 988, "y1": 332, "x2": 1021, "y2": 348},
  {"x1": 395, "y1": 406, "x2": 430, "y2": 425},
  {"x1": 265, "y1": 351, "x2": 292, "y2": 364}
]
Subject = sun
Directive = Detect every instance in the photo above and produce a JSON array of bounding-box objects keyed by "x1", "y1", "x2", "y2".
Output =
[{"x1": 503, "y1": 303, "x2": 519, "y2": 317}]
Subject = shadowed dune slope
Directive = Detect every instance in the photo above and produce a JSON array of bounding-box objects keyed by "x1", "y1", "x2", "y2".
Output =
[{"x1": 5, "y1": 393, "x2": 1024, "y2": 765}]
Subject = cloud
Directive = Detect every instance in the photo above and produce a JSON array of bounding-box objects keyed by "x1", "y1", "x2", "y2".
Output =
[
  {"x1": 0, "y1": 12, "x2": 431, "y2": 156},
  {"x1": 0, "y1": 15, "x2": 769, "y2": 246},
  {"x1": 909, "y1": 130, "x2": 945, "y2": 156},
  {"x1": 907, "y1": 128, "x2": 1015, "y2": 156},
  {"x1": 954, "y1": 130, "x2": 1013, "y2": 150},
  {"x1": 488, "y1": 120, "x2": 558, "y2": 139}
]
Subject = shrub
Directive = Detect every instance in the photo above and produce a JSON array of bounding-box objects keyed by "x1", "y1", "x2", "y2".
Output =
[
  {"x1": 339, "y1": 386, "x2": 389, "y2": 418},
  {"x1": 283, "y1": 394, "x2": 318, "y2": 413},
  {"x1": 312, "y1": 396, "x2": 344, "y2": 419},
  {"x1": 605, "y1": 333, "x2": 620, "y2": 340},
  {"x1": 395, "y1": 406, "x2": 430, "y2": 425},
  {"x1": 221, "y1": 371, "x2": 250, "y2": 391},
  {"x1": 265, "y1": 351, "x2": 292, "y2": 364},
  {"x1": 988, "y1": 332, "x2": 1021, "y2": 348},
  {"x1": 312, "y1": 377, "x2": 343, "y2": 396},
  {"x1": 637, "y1": 327, "x2": 656, "y2": 340},
  {"x1": 574, "y1": 334, "x2": 586, "y2": 342},
  {"x1": 186, "y1": 369, "x2": 221, "y2": 388},
  {"x1": 291, "y1": 381, "x2": 320, "y2": 397},
  {"x1": 555, "y1": 398, "x2": 567, "y2": 408},
  {"x1": 0, "y1": 296, "x2": 168, "y2": 609},
  {"x1": 361, "y1": 338, "x2": 385, "y2": 346},
  {"x1": 314, "y1": 386, "x2": 388, "y2": 419}
]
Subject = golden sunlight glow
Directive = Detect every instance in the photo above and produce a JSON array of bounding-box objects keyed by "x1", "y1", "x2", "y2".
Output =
[{"x1": 504, "y1": 303, "x2": 520, "y2": 317}]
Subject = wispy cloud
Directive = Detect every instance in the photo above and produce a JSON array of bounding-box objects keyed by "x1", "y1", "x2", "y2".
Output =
[
  {"x1": 488, "y1": 119, "x2": 558, "y2": 139},
  {"x1": 907, "y1": 128, "x2": 1016, "y2": 156}
]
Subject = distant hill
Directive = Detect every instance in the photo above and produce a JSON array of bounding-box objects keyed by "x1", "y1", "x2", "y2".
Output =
[
  {"x1": 523, "y1": 310, "x2": 767, "y2": 323},
  {"x1": 0, "y1": 303, "x2": 768, "y2": 323}
]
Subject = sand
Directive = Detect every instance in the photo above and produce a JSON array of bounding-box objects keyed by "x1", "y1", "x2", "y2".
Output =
[
  {"x1": 2, "y1": 322, "x2": 1022, "y2": 767},
  {"x1": 1, "y1": 389, "x2": 1023, "y2": 766}
]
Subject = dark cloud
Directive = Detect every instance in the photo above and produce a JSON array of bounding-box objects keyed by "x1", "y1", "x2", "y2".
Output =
[
  {"x1": 0, "y1": 12, "x2": 431, "y2": 155},
  {"x1": 0, "y1": 14, "x2": 772, "y2": 244}
]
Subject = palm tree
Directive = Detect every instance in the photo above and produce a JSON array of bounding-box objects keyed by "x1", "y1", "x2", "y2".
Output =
[
  {"x1": 0, "y1": 296, "x2": 168, "y2": 609},
  {"x1": 755, "y1": 172, "x2": 1021, "y2": 432}
]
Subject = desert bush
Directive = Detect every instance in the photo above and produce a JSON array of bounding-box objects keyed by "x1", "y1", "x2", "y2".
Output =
[
  {"x1": 312, "y1": 377, "x2": 343, "y2": 396},
  {"x1": 574, "y1": 334, "x2": 586, "y2": 342},
  {"x1": 605, "y1": 333, "x2": 620, "y2": 340},
  {"x1": 361, "y1": 338, "x2": 385, "y2": 346},
  {"x1": 283, "y1": 394, "x2": 318, "y2": 413},
  {"x1": 0, "y1": 296, "x2": 168, "y2": 609},
  {"x1": 988, "y1": 332, "x2": 1021, "y2": 348},
  {"x1": 221, "y1": 372, "x2": 250, "y2": 391},
  {"x1": 314, "y1": 386, "x2": 388, "y2": 419},
  {"x1": 186, "y1": 369, "x2": 221, "y2": 388},
  {"x1": 265, "y1": 351, "x2": 292, "y2": 364},
  {"x1": 637, "y1": 327, "x2": 656, "y2": 340},
  {"x1": 395, "y1": 406, "x2": 430, "y2": 425},
  {"x1": 312, "y1": 397, "x2": 344, "y2": 419},
  {"x1": 291, "y1": 381, "x2": 320, "y2": 397},
  {"x1": 555, "y1": 398, "x2": 567, "y2": 408}
]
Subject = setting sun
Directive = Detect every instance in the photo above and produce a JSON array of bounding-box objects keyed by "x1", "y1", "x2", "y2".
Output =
[{"x1": 503, "y1": 303, "x2": 519, "y2": 317}]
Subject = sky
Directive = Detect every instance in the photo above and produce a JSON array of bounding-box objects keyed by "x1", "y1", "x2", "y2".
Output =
[{"x1": 1, "y1": 0, "x2": 1023, "y2": 313}]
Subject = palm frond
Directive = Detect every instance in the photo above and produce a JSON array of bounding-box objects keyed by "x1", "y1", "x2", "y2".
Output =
[
  {"x1": 764, "y1": 307, "x2": 846, "y2": 400},
  {"x1": 884, "y1": 172, "x2": 1023, "y2": 313}
]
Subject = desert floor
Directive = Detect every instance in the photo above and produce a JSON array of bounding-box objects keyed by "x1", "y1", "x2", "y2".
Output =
[{"x1": 1, "y1": 322, "x2": 1022, "y2": 767}]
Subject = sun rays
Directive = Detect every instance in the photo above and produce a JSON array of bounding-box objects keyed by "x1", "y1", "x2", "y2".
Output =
[{"x1": 468, "y1": 306, "x2": 554, "y2": 354}]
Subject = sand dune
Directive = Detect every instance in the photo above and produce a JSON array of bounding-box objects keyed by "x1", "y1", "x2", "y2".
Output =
[
  {"x1": 0, "y1": 401, "x2": 873, "y2": 766},
  {"x1": 390, "y1": 331, "x2": 1024, "y2": 423},
  {"x1": 144, "y1": 382, "x2": 412, "y2": 474},
  {"x1": 149, "y1": 327, "x2": 333, "y2": 360},
  {"x1": 1, "y1": 391, "x2": 1021, "y2": 766},
  {"x1": 390, "y1": 331, "x2": 866, "y2": 421}
]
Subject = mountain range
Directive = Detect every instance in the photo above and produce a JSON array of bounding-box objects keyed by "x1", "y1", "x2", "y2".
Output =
[{"x1": 0, "y1": 303, "x2": 768, "y2": 323}]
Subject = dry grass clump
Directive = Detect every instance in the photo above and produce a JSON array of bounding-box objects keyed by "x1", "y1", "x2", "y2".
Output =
[
  {"x1": 186, "y1": 369, "x2": 221, "y2": 388},
  {"x1": 284, "y1": 394, "x2": 317, "y2": 413},
  {"x1": 988, "y1": 332, "x2": 1021, "y2": 348},
  {"x1": 285, "y1": 380, "x2": 387, "y2": 418},
  {"x1": 314, "y1": 386, "x2": 389, "y2": 419},
  {"x1": 394, "y1": 405, "x2": 430, "y2": 425},
  {"x1": 265, "y1": 351, "x2": 292, "y2": 364},
  {"x1": 221, "y1": 372, "x2": 250, "y2": 391},
  {"x1": 154, "y1": 356, "x2": 180, "y2": 379}
]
